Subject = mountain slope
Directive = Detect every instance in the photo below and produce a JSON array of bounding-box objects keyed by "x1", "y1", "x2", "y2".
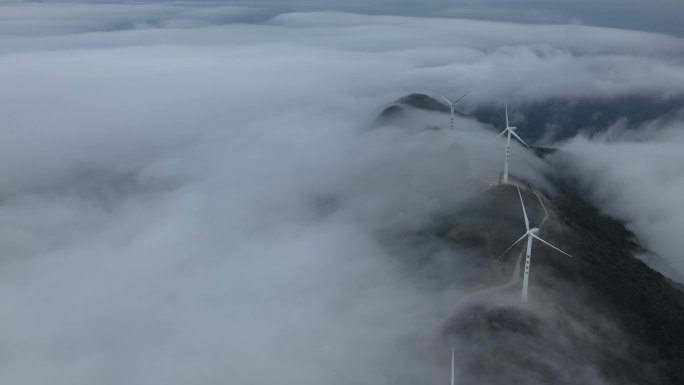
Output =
[{"x1": 376, "y1": 94, "x2": 684, "y2": 384}]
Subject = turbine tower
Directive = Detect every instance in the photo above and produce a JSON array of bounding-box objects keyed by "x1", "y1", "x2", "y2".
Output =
[
  {"x1": 499, "y1": 186, "x2": 574, "y2": 302},
  {"x1": 439, "y1": 90, "x2": 471, "y2": 130},
  {"x1": 495, "y1": 99, "x2": 529, "y2": 184},
  {"x1": 451, "y1": 348, "x2": 455, "y2": 385}
]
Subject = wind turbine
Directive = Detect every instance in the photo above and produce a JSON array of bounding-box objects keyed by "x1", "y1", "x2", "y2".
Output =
[
  {"x1": 450, "y1": 348, "x2": 455, "y2": 385},
  {"x1": 495, "y1": 99, "x2": 529, "y2": 184},
  {"x1": 499, "y1": 186, "x2": 573, "y2": 302},
  {"x1": 439, "y1": 90, "x2": 471, "y2": 130}
]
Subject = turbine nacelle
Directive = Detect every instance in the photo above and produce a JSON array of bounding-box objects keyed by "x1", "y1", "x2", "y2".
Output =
[{"x1": 496, "y1": 126, "x2": 529, "y2": 148}]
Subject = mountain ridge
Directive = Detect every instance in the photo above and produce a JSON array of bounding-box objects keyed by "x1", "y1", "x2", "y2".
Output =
[{"x1": 374, "y1": 94, "x2": 684, "y2": 384}]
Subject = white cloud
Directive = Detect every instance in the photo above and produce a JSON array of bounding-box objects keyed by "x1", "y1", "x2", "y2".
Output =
[
  {"x1": 0, "y1": 3, "x2": 683, "y2": 384},
  {"x1": 556, "y1": 122, "x2": 684, "y2": 278},
  {"x1": 0, "y1": 3, "x2": 257, "y2": 36}
]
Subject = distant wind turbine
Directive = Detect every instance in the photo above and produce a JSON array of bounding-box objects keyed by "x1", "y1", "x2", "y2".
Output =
[
  {"x1": 439, "y1": 90, "x2": 471, "y2": 130},
  {"x1": 451, "y1": 348, "x2": 455, "y2": 385},
  {"x1": 499, "y1": 186, "x2": 573, "y2": 302},
  {"x1": 495, "y1": 99, "x2": 529, "y2": 184}
]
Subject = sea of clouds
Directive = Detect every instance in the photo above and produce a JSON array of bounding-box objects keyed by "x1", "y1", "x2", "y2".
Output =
[{"x1": 0, "y1": 2, "x2": 683, "y2": 384}]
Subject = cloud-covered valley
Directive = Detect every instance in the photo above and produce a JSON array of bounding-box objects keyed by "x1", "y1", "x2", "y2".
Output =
[{"x1": 1, "y1": 3, "x2": 684, "y2": 384}]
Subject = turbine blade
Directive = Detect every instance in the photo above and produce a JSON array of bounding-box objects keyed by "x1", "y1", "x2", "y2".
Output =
[
  {"x1": 439, "y1": 95, "x2": 453, "y2": 105},
  {"x1": 451, "y1": 348, "x2": 455, "y2": 385},
  {"x1": 495, "y1": 129, "x2": 507, "y2": 139},
  {"x1": 498, "y1": 232, "x2": 528, "y2": 259},
  {"x1": 453, "y1": 90, "x2": 471, "y2": 105},
  {"x1": 510, "y1": 130, "x2": 530, "y2": 148},
  {"x1": 531, "y1": 234, "x2": 574, "y2": 258},
  {"x1": 517, "y1": 186, "x2": 530, "y2": 231},
  {"x1": 505, "y1": 98, "x2": 509, "y2": 128}
]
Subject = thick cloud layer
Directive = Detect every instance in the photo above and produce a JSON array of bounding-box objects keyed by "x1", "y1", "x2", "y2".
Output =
[
  {"x1": 556, "y1": 122, "x2": 684, "y2": 279},
  {"x1": 6, "y1": 0, "x2": 684, "y2": 35},
  {"x1": 1, "y1": 3, "x2": 683, "y2": 384}
]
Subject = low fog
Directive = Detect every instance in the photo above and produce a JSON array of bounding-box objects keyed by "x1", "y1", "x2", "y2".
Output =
[{"x1": 1, "y1": 2, "x2": 683, "y2": 384}]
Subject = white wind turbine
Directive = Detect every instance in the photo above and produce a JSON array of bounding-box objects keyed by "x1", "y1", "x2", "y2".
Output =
[
  {"x1": 495, "y1": 99, "x2": 529, "y2": 184},
  {"x1": 499, "y1": 186, "x2": 573, "y2": 302},
  {"x1": 439, "y1": 90, "x2": 471, "y2": 130},
  {"x1": 450, "y1": 348, "x2": 455, "y2": 385}
]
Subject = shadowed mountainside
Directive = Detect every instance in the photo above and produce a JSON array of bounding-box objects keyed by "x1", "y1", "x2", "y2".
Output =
[{"x1": 410, "y1": 181, "x2": 684, "y2": 385}]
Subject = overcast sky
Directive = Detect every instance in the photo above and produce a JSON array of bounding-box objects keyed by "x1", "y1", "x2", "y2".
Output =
[{"x1": 0, "y1": 2, "x2": 683, "y2": 384}]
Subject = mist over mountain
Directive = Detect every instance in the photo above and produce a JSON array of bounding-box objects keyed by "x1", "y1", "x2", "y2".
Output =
[
  {"x1": 1, "y1": 2, "x2": 683, "y2": 384},
  {"x1": 470, "y1": 94, "x2": 684, "y2": 142}
]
